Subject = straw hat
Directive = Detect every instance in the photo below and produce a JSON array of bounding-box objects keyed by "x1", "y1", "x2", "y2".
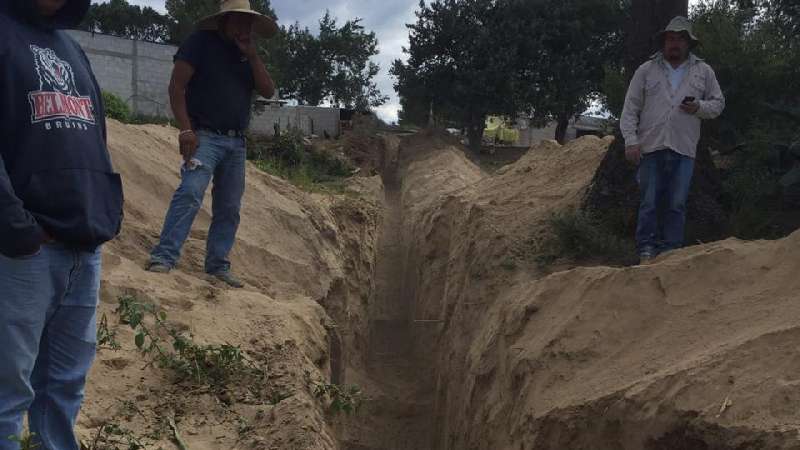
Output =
[
  {"x1": 197, "y1": 0, "x2": 278, "y2": 38},
  {"x1": 656, "y1": 16, "x2": 700, "y2": 48}
]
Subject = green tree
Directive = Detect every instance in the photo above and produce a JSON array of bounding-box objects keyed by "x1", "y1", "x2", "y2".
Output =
[
  {"x1": 266, "y1": 11, "x2": 387, "y2": 110},
  {"x1": 508, "y1": 0, "x2": 625, "y2": 142},
  {"x1": 80, "y1": 0, "x2": 171, "y2": 42},
  {"x1": 393, "y1": 0, "x2": 624, "y2": 148},
  {"x1": 267, "y1": 23, "x2": 329, "y2": 105},
  {"x1": 319, "y1": 13, "x2": 387, "y2": 110},
  {"x1": 392, "y1": 0, "x2": 511, "y2": 150},
  {"x1": 690, "y1": 1, "x2": 800, "y2": 237}
]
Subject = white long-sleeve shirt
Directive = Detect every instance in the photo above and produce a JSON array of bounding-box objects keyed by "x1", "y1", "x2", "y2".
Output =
[{"x1": 620, "y1": 53, "x2": 725, "y2": 159}]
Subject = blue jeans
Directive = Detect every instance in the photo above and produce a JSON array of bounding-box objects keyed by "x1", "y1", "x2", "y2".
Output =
[
  {"x1": 150, "y1": 131, "x2": 246, "y2": 274},
  {"x1": 0, "y1": 244, "x2": 101, "y2": 450},
  {"x1": 636, "y1": 149, "x2": 695, "y2": 254}
]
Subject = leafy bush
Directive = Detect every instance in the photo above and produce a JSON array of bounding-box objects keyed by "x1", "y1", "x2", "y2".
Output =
[
  {"x1": 691, "y1": 2, "x2": 800, "y2": 239},
  {"x1": 102, "y1": 91, "x2": 131, "y2": 123},
  {"x1": 7, "y1": 433, "x2": 39, "y2": 450},
  {"x1": 313, "y1": 382, "x2": 362, "y2": 415},
  {"x1": 536, "y1": 210, "x2": 636, "y2": 266},
  {"x1": 249, "y1": 129, "x2": 355, "y2": 192},
  {"x1": 116, "y1": 296, "x2": 262, "y2": 388},
  {"x1": 127, "y1": 114, "x2": 177, "y2": 128}
]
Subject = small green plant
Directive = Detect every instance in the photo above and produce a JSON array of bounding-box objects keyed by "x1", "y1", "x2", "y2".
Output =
[
  {"x1": 7, "y1": 432, "x2": 39, "y2": 450},
  {"x1": 313, "y1": 382, "x2": 363, "y2": 415},
  {"x1": 249, "y1": 129, "x2": 355, "y2": 193},
  {"x1": 102, "y1": 91, "x2": 131, "y2": 123},
  {"x1": 115, "y1": 296, "x2": 261, "y2": 388},
  {"x1": 97, "y1": 313, "x2": 121, "y2": 350},
  {"x1": 500, "y1": 258, "x2": 518, "y2": 271},
  {"x1": 126, "y1": 114, "x2": 177, "y2": 127},
  {"x1": 535, "y1": 209, "x2": 635, "y2": 266}
]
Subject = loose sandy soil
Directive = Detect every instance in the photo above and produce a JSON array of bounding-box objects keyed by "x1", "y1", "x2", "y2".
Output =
[{"x1": 78, "y1": 122, "x2": 800, "y2": 450}]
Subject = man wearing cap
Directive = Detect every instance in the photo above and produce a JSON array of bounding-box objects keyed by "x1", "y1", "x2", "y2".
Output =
[
  {"x1": 147, "y1": 0, "x2": 277, "y2": 287},
  {"x1": 621, "y1": 16, "x2": 725, "y2": 263}
]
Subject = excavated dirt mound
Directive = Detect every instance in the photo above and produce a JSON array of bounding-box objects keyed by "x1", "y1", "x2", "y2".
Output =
[
  {"x1": 393, "y1": 134, "x2": 800, "y2": 449},
  {"x1": 75, "y1": 122, "x2": 800, "y2": 450},
  {"x1": 78, "y1": 120, "x2": 383, "y2": 449}
]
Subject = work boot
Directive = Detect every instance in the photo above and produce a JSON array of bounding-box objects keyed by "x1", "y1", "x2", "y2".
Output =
[
  {"x1": 146, "y1": 262, "x2": 172, "y2": 273},
  {"x1": 638, "y1": 247, "x2": 657, "y2": 265},
  {"x1": 211, "y1": 271, "x2": 245, "y2": 289}
]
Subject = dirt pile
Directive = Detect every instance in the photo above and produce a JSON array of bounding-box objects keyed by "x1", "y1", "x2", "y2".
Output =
[
  {"x1": 393, "y1": 134, "x2": 800, "y2": 449},
  {"x1": 78, "y1": 120, "x2": 383, "y2": 449},
  {"x1": 77, "y1": 120, "x2": 800, "y2": 450}
]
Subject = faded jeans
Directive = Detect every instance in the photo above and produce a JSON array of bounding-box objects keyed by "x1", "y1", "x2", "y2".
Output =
[
  {"x1": 0, "y1": 244, "x2": 102, "y2": 450},
  {"x1": 636, "y1": 149, "x2": 695, "y2": 255},
  {"x1": 149, "y1": 131, "x2": 246, "y2": 274}
]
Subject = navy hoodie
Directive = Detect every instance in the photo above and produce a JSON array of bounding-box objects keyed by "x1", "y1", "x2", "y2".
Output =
[{"x1": 0, "y1": 0, "x2": 123, "y2": 258}]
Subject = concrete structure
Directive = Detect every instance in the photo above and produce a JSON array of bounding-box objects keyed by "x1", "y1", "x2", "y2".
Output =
[
  {"x1": 250, "y1": 104, "x2": 341, "y2": 137},
  {"x1": 515, "y1": 115, "x2": 609, "y2": 147},
  {"x1": 67, "y1": 30, "x2": 341, "y2": 137},
  {"x1": 67, "y1": 30, "x2": 174, "y2": 117}
]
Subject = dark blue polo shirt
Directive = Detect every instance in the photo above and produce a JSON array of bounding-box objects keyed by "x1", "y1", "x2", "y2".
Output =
[{"x1": 175, "y1": 30, "x2": 255, "y2": 132}]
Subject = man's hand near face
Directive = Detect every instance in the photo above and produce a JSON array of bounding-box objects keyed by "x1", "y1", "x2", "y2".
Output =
[{"x1": 235, "y1": 33, "x2": 258, "y2": 60}]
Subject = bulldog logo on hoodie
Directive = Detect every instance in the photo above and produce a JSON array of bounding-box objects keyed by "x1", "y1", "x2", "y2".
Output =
[{"x1": 28, "y1": 44, "x2": 95, "y2": 126}]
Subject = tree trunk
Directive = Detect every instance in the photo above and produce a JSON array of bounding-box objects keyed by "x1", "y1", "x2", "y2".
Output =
[
  {"x1": 625, "y1": 0, "x2": 689, "y2": 77},
  {"x1": 583, "y1": 0, "x2": 728, "y2": 247},
  {"x1": 555, "y1": 113, "x2": 570, "y2": 145},
  {"x1": 467, "y1": 112, "x2": 485, "y2": 153}
]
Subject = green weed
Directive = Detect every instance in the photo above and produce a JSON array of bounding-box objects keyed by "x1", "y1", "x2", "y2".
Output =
[
  {"x1": 97, "y1": 313, "x2": 121, "y2": 350},
  {"x1": 249, "y1": 129, "x2": 354, "y2": 193},
  {"x1": 7, "y1": 432, "x2": 39, "y2": 450},
  {"x1": 535, "y1": 209, "x2": 635, "y2": 266},
  {"x1": 313, "y1": 383, "x2": 363, "y2": 415},
  {"x1": 115, "y1": 296, "x2": 262, "y2": 388}
]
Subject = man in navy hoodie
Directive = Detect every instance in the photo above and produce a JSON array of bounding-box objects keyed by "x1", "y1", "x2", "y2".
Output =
[{"x1": 0, "y1": 0, "x2": 123, "y2": 447}]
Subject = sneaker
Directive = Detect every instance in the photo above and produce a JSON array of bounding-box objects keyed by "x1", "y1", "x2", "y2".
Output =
[
  {"x1": 639, "y1": 248, "x2": 657, "y2": 265},
  {"x1": 146, "y1": 262, "x2": 172, "y2": 273},
  {"x1": 211, "y1": 271, "x2": 244, "y2": 289}
]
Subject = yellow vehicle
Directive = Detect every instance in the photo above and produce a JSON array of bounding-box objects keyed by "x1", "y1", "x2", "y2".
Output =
[{"x1": 484, "y1": 116, "x2": 519, "y2": 145}]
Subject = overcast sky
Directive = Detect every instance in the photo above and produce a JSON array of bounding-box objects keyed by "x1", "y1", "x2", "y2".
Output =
[{"x1": 106, "y1": 0, "x2": 703, "y2": 123}]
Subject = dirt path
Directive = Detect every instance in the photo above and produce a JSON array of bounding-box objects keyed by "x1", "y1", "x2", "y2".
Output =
[{"x1": 343, "y1": 135, "x2": 435, "y2": 450}]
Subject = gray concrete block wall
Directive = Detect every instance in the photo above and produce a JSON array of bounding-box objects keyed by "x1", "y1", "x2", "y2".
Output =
[
  {"x1": 85, "y1": 52, "x2": 134, "y2": 103},
  {"x1": 68, "y1": 31, "x2": 134, "y2": 55},
  {"x1": 66, "y1": 30, "x2": 175, "y2": 117},
  {"x1": 250, "y1": 105, "x2": 340, "y2": 137}
]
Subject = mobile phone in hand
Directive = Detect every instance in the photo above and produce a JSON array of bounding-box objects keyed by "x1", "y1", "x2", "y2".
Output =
[{"x1": 682, "y1": 96, "x2": 696, "y2": 104}]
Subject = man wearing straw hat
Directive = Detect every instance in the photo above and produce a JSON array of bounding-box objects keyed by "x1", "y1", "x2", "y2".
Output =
[
  {"x1": 147, "y1": 0, "x2": 277, "y2": 287},
  {"x1": 621, "y1": 16, "x2": 725, "y2": 263}
]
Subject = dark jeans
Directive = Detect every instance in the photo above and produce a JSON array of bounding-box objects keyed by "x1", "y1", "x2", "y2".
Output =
[{"x1": 636, "y1": 149, "x2": 695, "y2": 254}]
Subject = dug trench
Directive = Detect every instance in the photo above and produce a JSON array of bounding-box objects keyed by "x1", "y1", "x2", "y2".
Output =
[
  {"x1": 78, "y1": 121, "x2": 800, "y2": 449},
  {"x1": 334, "y1": 131, "x2": 800, "y2": 450}
]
